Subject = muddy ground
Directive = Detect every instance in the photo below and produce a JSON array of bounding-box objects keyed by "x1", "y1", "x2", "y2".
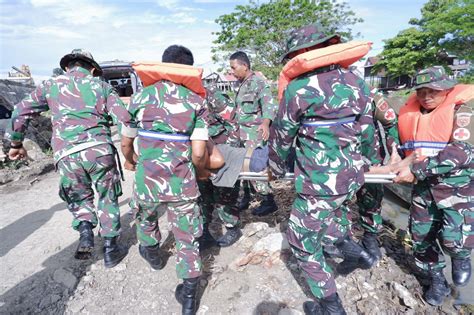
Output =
[{"x1": 1, "y1": 162, "x2": 472, "y2": 315}]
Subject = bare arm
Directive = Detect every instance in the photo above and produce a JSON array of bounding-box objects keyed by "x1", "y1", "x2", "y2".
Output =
[
  {"x1": 121, "y1": 136, "x2": 137, "y2": 171},
  {"x1": 192, "y1": 140, "x2": 210, "y2": 180}
]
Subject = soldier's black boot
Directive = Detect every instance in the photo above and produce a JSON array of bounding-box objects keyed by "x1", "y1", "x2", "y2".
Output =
[
  {"x1": 361, "y1": 232, "x2": 382, "y2": 261},
  {"x1": 252, "y1": 194, "x2": 278, "y2": 216},
  {"x1": 452, "y1": 257, "x2": 471, "y2": 287},
  {"x1": 303, "y1": 293, "x2": 347, "y2": 315},
  {"x1": 198, "y1": 224, "x2": 218, "y2": 250},
  {"x1": 424, "y1": 269, "x2": 451, "y2": 306},
  {"x1": 175, "y1": 277, "x2": 200, "y2": 315},
  {"x1": 139, "y1": 243, "x2": 165, "y2": 270},
  {"x1": 75, "y1": 221, "x2": 94, "y2": 260},
  {"x1": 238, "y1": 191, "x2": 251, "y2": 211},
  {"x1": 216, "y1": 226, "x2": 242, "y2": 247},
  {"x1": 335, "y1": 236, "x2": 376, "y2": 275},
  {"x1": 103, "y1": 237, "x2": 128, "y2": 268}
]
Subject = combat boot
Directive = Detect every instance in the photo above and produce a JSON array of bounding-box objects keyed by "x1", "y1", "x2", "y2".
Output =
[
  {"x1": 252, "y1": 194, "x2": 278, "y2": 216},
  {"x1": 238, "y1": 191, "x2": 251, "y2": 211},
  {"x1": 75, "y1": 221, "x2": 94, "y2": 260},
  {"x1": 216, "y1": 226, "x2": 242, "y2": 247},
  {"x1": 198, "y1": 224, "x2": 218, "y2": 250},
  {"x1": 452, "y1": 257, "x2": 471, "y2": 287},
  {"x1": 335, "y1": 236, "x2": 376, "y2": 275},
  {"x1": 361, "y1": 232, "x2": 382, "y2": 261},
  {"x1": 103, "y1": 236, "x2": 128, "y2": 268},
  {"x1": 424, "y1": 269, "x2": 451, "y2": 306},
  {"x1": 175, "y1": 277, "x2": 200, "y2": 315},
  {"x1": 139, "y1": 243, "x2": 165, "y2": 270},
  {"x1": 303, "y1": 293, "x2": 347, "y2": 315}
]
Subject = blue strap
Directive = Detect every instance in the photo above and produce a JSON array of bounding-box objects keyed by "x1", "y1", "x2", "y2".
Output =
[
  {"x1": 400, "y1": 140, "x2": 448, "y2": 151},
  {"x1": 138, "y1": 130, "x2": 190, "y2": 142},
  {"x1": 302, "y1": 116, "x2": 356, "y2": 127}
]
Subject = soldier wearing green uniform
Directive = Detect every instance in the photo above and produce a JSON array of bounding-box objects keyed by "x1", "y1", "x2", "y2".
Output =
[
  {"x1": 387, "y1": 67, "x2": 474, "y2": 306},
  {"x1": 7, "y1": 49, "x2": 130, "y2": 268},
  {"x1": 268, "y1": 24, "x2": 377, "y2": 314},
  {"x1": 229, "y1": 51, "x2": 279, "y2": 218},
  {"x1": 121, "y1": 45, "x2": 208, "y2": 315}
]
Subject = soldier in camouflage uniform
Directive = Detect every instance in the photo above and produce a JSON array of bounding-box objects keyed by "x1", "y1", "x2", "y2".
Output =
[
  {"x1": 229, "y1": 51, "x2": 279, "y2": 219},
  {"x1": 120, "y1": 45, "x2": 208, "y2": 315},
  {"x1": 325, "y1": 91, "x2": 400, "y2": 262},
  {"x1": 268, "y1": 24, "x2": 378, "y2": 314},
  {"x1": 7, "y1": 49, "x2": 130, "y2": 268},
  {"x1": 197, "y1": 85, "x2": 241, "y2": 248},
  {"x1": 387, "y1": 67, "x2": 474, "y2": 306}
]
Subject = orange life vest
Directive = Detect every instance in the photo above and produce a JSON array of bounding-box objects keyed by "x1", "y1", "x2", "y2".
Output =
[
  {"x1": 278, "y1": 41, "x2": 372, "y2": 100},
  {"x1": 398, "y1": 84, "x2": 474, "y2": 159},
  {"x1": 132, "y1": 62, "x2": 206, "y2": 98}
]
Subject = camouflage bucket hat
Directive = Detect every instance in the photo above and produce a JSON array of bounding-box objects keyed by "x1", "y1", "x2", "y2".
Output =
[
  {"x1": 280, "y1": 23, "x2": 341, "y2": 62},
  {"x1": 60, "y1": 48, "x2": 103, "y2": 76},
  {"x1": 414, "y1": 66, "x2": 456, "y2": 90}
]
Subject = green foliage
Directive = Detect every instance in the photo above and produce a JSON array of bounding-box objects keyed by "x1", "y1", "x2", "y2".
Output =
[
  {"x1": 52, "y1": 68, "x2": 64, "y2": 77},
  {"x1": 375, "y1": 0, "x2": 473, "y2": 77},
  {"x1": 457, "y1": 68, "x2": 474, "y2": 84},
  {"x1": 212, "y1": 0, "x2": 362, "y2": 80}
]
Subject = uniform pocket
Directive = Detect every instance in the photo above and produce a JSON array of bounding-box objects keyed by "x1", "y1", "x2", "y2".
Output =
[{"x1": 240, "y1": 94, "x2": 258, "y2": 114}]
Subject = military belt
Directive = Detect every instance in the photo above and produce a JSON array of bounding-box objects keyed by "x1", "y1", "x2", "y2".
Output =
[
  {"x1": 302, "y1": 116, "x2": 356, "y2": 127},
  {"x1": 138, "y1": 130, "x2": 190, "y2": 142}
]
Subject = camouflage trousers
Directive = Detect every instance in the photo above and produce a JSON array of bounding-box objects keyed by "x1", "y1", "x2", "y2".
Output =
[
  {"x1": 356, "y1": 183, "x2": 384, "y2": 234},
  {"x1": 287, "y1": 192, "x2": 354, "y2": 299},
  {"x1": 135, "y1": 199, "x2": 202, "y2": 279},
  {"x1": 410, "y1": 181, "x2": 474, "y2": 271},
  {"x1": 198, "y1": 180, "x2": 240, "y2": 227},
  {"x1": 57, "y1": 144, "x2": 122, "y2": 238}
]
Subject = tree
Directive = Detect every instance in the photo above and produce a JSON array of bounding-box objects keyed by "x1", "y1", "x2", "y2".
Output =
[
  {"x1": 212, "y1": 0, "x2": 363, "y2": 80},
  {"x1": 374, "y1": 0, "x2": 473, "y2": 77}
]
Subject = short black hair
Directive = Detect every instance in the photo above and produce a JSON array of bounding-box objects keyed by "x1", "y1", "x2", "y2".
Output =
[
  {"x1": 67, "y1": 60, "x2": 94, "y2": 71},
  {"x1": 162, "y1": 45, "x2": 194, "y2": 65},
  {"x1": 229, "y1": 51, "x2": 250, "y2": 69}
]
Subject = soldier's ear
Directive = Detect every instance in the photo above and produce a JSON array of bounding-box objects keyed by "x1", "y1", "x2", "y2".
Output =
[{"x1": 90, "y1": 68, "x2": 95, "y2": 75}]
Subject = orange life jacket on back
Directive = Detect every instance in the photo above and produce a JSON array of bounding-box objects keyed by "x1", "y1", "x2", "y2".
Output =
[
  {"x1": 398, "y1": 84, "x2": 474, "y2": 159},
  {"x1": 278, "y1": 41, "x2": 372, "y2": 100},
  {"x1": 132, "y1": 62, "x2": 206, "y2": 98}
]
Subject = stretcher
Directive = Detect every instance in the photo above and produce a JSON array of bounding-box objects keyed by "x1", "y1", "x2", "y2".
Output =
[{"x1": 237, "y1": 172, "x2": 396, "y2": 184}]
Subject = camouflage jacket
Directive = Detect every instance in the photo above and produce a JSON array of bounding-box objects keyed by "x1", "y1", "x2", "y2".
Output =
[
  {"x1": 7, "y1": 66, "x2": 131, "y2": 162},
  {"x1": 410, "y1": 103, "x2": 473, "y2": 189},
  {"x1": 125, "y1": 81, "x2": 208, "y2": 203},
  {"x1": 269, "y1": 68, "x2": 377, "y2": 196},
  {"x1": 206, "y1": 87, "x2": 239, "y2": 146},
  {"x1": 235, "y1": 73, "x2": 277, "y2": 144}
]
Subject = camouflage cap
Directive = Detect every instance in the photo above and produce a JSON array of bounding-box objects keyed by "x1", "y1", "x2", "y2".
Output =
[
  {"x1": 59, "y1": 49, "x2": 103, "y2": 76},
  {"x1": 414, "y1": 66, "x2": 456, "y2": 90},
  {"x1": 280, "y1": 23, "x2": 341, "y2": 62}
]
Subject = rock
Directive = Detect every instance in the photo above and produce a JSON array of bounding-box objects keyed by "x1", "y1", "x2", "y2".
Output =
[
  {"x1": 252, "y1": 233, "x2": 289, "y2": 253},
  {"x1": 23, "y1": 138, "x2": 47, "y2": 161},
  {"x1": 53, "y1": 268, "x2": 78, "y2": 290},
  {"x1": 392, "y1": 282, "x2": 418, "y2": 309},
  {"x1": 244, "y1": 222, "x2": 269, "y2": 237}
]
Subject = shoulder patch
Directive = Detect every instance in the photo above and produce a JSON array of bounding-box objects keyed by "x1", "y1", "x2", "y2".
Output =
[
  {"x1": 374, "y1": 93, "x2": 396, "y2": 125},
  {"x1": 451, "y1": 104, "x2": 473, "y2": 145}
]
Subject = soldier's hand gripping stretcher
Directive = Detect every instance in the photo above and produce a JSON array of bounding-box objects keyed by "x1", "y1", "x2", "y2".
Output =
[{"x1": 367, "y1": 143, "x2": 418, "y2": 184}]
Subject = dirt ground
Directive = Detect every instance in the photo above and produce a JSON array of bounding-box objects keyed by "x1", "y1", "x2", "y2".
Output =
[{"x1": 1, "y1": 161, "x2": 472, "y2": 315}]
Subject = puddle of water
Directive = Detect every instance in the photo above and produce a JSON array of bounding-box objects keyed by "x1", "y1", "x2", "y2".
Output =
[{"x1": 382, "y1": 188, "x2": 474, "y2": 305}]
